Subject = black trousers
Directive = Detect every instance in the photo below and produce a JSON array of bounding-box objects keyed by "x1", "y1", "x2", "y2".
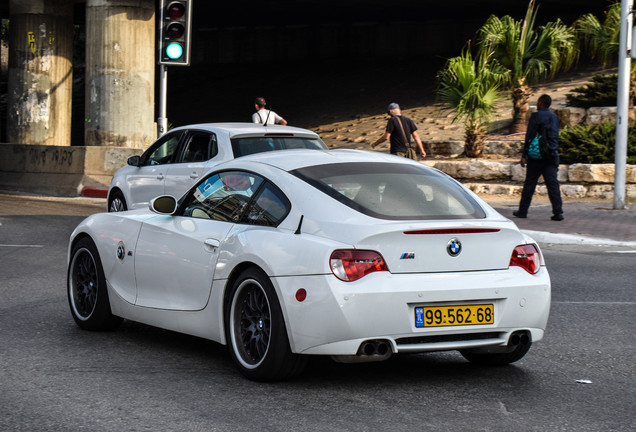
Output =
[{"x1": 518, "y1": 157, "x2": 563, "y2": 216}]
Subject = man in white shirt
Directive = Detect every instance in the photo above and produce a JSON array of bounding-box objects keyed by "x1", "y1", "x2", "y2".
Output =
[{"x1": 252, "y1": 97, "x2": 288, "y2": 125}]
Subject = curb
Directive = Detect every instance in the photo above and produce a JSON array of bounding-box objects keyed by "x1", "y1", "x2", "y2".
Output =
[{"x1": 81, "y1": 187, "x2": 108, "y2": 199}]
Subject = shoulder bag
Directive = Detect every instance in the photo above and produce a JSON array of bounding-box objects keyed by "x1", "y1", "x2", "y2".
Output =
[{"x1": 396, "y1": 116, "x2": 418, "y2": 160}]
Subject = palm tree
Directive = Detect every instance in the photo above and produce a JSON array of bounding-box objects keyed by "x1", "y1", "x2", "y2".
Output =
[
  {"x1": 437, "y1": 47, "x2": 509, "y2": 157},
  {"x1": 477, "y1": 0, "x2": 579, "y2": 132},
  {"x1": 574, "y1": 2, "x2": 620, "y2": 66},
  {"x1": 574, "y1": 3, "x2": 635, "y2": 105}
]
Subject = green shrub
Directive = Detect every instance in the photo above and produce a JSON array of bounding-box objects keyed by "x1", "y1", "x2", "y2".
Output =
[
  {"x1": 566, "y1": 74, "x2": 619, "y2": 108},
  {"x1": 559, "y1": 121, "x2": 636, "y2": 164}
]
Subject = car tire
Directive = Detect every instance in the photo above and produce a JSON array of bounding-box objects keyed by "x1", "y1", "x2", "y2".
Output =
[
  {"x1": 460, "y1": 341, "x2": 531, "y2": 366},
  {"x1": 226, "y1": 267, "x2": 307, "y2": 381},
  {"x1": 108, "y1": 190, "x2": 127, "y2": 212},
  {"x1": 68, "y1": 237, "x2": 123, "y2": 331}
]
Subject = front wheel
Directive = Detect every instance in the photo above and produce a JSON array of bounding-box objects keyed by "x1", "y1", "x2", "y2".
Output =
[
  {"x1": 68, "y1": 237, "x2": 122, "y2": 331},
  {"x1": 108, "y1": 190, "x2": 127, "y2": 212},
  {"x1": 226, "y1": 268, "x2": 306, "y2": 381}
]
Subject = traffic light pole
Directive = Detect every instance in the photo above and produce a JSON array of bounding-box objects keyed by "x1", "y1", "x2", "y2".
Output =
[{"x1": 158, "y1": 64, "x2": 168, "y2": 137}]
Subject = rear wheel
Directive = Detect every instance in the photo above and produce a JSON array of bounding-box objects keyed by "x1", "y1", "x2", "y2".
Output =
[
  {"x1": 108, "y1": 190, "x2": 127, "y2": 212},
  {"x1": 226, "y1": 267, "x2": 306, "y2": 381},
  {"x1": 68, "y1": 237, "x2": 122, "y2": 330}
]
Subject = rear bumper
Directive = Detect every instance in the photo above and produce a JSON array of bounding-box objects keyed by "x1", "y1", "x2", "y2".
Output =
[{"x1": 273, "y1": 267, "x2": 550, "y2": 355}]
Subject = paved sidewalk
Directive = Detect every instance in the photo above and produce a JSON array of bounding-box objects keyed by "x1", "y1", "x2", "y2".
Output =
[{"x1": 491, "y1": 199, "x2": 636, "y2": 246}]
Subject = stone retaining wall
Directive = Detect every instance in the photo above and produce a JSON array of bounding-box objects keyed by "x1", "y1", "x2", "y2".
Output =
[
  {"x1": 425, "y1": 140, "x2": 522, "y2": 158},
  {"x1": 425, "y1": 160, "x2": 636, "y2": 199},
  {"x1": 553, "y1": 106, "x2": 628, "y2": 127}
]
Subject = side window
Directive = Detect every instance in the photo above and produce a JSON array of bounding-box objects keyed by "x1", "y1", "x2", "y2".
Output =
[
  {"x1": 182, "y1": 171, "x2": 263, "y2": 222},
  {"x1": 179, "y1": 132, "x2": 218, "y2": 163},
  {"x1": 246, "y1": 183, "x2": 290, "y2": 227},
  {"x1": 144, "y1": 132, "x2": 182, "y2": 166}
]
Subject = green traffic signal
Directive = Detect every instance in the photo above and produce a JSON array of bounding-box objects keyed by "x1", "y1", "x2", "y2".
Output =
[
  {"x1": 159, "y1": 0, "x2": 191, "y2": 65},
  {"x1": 165, "y1": 42, "x2": 183, "y2": 60}
]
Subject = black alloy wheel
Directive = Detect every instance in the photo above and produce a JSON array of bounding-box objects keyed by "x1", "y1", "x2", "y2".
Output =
[
  {"x1": 68, "y1": 237, "x2": 122, "y2": 330},
  {"x1": 226, "y1": 268, "x2": 306, "y2": 381}
]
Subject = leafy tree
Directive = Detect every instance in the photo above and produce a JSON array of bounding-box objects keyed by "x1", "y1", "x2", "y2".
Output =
[
  {"x1": 437, "y1": 47, "x2": 509, "y2": 157},
  {"x1": 476, "y1": 0, "x2": 578, "y2": 132}
]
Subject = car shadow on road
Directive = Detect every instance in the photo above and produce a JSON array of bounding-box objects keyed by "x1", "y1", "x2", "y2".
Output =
[{"x1": 77, "y1": 319, "x2": 535, "y2": 386}]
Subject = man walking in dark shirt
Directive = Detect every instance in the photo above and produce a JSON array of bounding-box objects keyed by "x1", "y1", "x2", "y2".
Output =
[
  {"x1": 513, "y1": 94, "x2": 564, "y2": 221},
  {"x1": 371, "y1": 103, "x2": 426, "y2": 158}
]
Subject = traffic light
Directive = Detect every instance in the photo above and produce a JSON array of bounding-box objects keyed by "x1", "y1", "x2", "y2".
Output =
[{"x1": 159, "y1": 0, "x2": 192, "y2": 66}]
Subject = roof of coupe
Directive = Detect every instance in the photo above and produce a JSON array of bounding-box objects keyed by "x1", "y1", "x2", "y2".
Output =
[{"x1": 217, "y1": 147, "x2": 417, "y2": 171}]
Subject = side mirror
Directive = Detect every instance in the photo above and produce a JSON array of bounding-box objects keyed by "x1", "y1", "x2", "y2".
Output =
[
  {"x1": 150, "y1": 196, "x2": 177, "y2": 215},
  {"x1": 127, "y1": 155, "x2": 141, "y2": 167}
]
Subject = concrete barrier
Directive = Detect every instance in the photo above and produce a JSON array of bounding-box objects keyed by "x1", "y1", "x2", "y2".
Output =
[{"x1": 0, "y1": 144, "x2": 143, "y2": 196}]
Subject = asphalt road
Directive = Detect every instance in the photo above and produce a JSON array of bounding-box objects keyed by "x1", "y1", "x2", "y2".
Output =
[{"x1": 1, "y1": 195, "x2": 634, "y2": 432}]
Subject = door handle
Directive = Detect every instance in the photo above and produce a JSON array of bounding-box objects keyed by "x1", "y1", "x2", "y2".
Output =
[
  {"x1": 204, "y1": 239, "x2": 220, "y2": 251},
  {"x1": 190, "y1": 172, "x2": 199, "y2": 179},
  {"x1": 156, "y1": 175, "x2": 164, "y2": 180}
]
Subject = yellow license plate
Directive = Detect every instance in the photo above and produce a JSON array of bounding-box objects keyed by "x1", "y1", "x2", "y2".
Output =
[{"x1": 415, "y1": 304, "x2": 494, "y2": 328}]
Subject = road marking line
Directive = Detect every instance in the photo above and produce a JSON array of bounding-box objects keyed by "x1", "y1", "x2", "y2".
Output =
[
  {"x1": 0, "y1": 244, "x2": 44, "y2": 248},
  {"x1": 603, "y1": 250, "x2": 636, "y2": 254}
]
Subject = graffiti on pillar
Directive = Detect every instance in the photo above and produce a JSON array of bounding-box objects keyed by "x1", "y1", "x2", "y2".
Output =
[
  {"x1": 28, "y1": 32, "x2": 36, "y2": 54},
  {"x1": 28, "y1": 148, "x2": 75, "y2": 167},
  {"x1": 13, "y1": 90, "x2": 50, "y2": 128}
]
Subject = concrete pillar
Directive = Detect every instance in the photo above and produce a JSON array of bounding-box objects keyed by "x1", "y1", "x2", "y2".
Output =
[
  {"x1": 7, "y1": 0, "x2": 74, "y2": 146},
  {"x1": 85, "y1": 0, "x2": 155, "y2": 147}
]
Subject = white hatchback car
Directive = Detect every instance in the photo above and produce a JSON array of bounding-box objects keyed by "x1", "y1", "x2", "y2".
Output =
[{"x1": 107, "y1": 123, "x2": 327, "y2": 212}]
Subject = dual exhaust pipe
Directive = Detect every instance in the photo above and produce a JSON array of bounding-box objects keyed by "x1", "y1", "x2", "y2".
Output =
[
  {"x1": 509, "y1": 330, "x2": 531, "y2": 347},
  {"x1": 359, "y1": 339, "x2": 391, "y2": 357},
  {"x1": 332, "y1": 339, "x2": 393, "y2": 364}
]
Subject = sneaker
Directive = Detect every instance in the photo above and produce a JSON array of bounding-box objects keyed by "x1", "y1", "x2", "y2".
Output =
[
  {"x1": 551, "y1": 214, "x2": 564, "y2": 221},
  {"x1": 513, "y1": 211, "x2": 527, "y2": 218}
]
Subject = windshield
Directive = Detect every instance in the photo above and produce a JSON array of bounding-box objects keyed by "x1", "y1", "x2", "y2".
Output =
[
  {"x1": 231, "y1": 136, "x2": 327, "y2": 157},
  {"x1": 291, "y1": 162, "x2": 486, "y2": 220}
]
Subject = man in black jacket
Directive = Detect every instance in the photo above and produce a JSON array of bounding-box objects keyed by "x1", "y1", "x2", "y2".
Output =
[{"x1": 513, "y1": 94, "x2": 564, "y2": 221}]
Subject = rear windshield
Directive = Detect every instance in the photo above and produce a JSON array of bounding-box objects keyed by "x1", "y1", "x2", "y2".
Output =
[
  {"x1": 291, "y1": 162, "x2": 486, "y2": 220},
  {"x1": 231, "y1": 136, "x2": 327, "y2": 157}
]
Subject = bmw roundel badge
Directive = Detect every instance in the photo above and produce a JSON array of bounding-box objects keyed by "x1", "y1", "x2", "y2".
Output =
[
  {"x1": 116, "y1": 242, "x2": 125, "y2": 261},
  {"x1": 447, "y1": 238, "x2": 462, "y2": 257}
]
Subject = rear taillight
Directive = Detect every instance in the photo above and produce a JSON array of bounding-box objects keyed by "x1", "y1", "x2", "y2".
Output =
[
  {"x1": 509, "y1": 244, "x2": 541, "y2": 274},
  {"x1": 330, "y1": 250, "x2": 388, "y2": 282}
]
